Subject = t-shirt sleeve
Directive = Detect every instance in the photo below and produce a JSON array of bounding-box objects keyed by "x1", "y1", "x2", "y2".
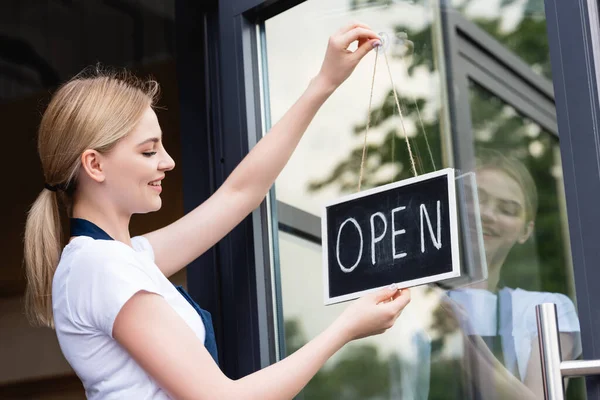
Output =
[
  {"x1": 131, "y1": 235, "x2": 155, "y2": 262},
  {"x1": 554, "y1": 293, "x2": 580, "y2": 333},
  {"x1": 67, "y1": 246, "x2": 162, "y2": 337}
]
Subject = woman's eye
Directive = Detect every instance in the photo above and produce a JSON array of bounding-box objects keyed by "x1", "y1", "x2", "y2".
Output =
[
  {"x1": 142, "y1": 151, "x2": 157, "y2": 157},
  {"x1": 500, "y1": 204, "x2": 521, "y2": 217}
]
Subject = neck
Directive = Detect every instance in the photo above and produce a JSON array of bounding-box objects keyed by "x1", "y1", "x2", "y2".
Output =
[
  {"x1": 485, "y1": 252, "x2": 509, "y2": 292},
  {"x1": 71, "y1": 195, "x2": 132, "y2": 245}
]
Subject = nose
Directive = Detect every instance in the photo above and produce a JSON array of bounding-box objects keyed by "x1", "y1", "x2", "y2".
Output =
[
  {"x1": 479, "y1": 201, "x2": 497, "y2": 223},
  {"x1": 158, "y1": 149, "x2": 175, "y2": 172}
]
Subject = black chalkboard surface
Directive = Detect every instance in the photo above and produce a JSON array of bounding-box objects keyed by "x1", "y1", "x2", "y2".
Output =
[{"x1": 322, "y1": 168, "x2": 460, "y2": 304}]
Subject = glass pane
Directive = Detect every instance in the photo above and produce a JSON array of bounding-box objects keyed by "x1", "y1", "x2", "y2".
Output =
[
  {"x1": 264, "y1": 0, "x2": 445, "y2": 216},
  {"x1": 279, "y1": 231, "x2": 435, "y2": 399},
  {"x1": 453, "y1": 0, "x2": 551, "y2": 79},
  {"x1": 261, "y1": 1, "x2": 583, "y2": 399}
]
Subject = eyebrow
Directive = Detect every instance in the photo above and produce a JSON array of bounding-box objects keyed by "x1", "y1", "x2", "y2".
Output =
[
  {"x1": 479, "y1": 188, "x2": 523, "y2": 207},
  {"x1": 137, "y1": 137, "x2": 161, "y2": 147}
]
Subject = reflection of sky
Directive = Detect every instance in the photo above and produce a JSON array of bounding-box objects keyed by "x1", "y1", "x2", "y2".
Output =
[
  {"x1": 263, "y1": 0, "x2": 530, "y2": 368},
  {"x1": 454, "y1": 0, "x2": 543, "y2": 29}
]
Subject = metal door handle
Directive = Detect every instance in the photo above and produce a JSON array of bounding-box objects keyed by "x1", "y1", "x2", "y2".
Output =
[{"x1": 536, "y1": 303, "x2": 600, "y2": 399}]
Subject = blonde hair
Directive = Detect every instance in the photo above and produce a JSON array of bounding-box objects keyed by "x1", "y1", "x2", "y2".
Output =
[
  {"x1": 476, "y1": 148, "x2": 538, "y2": 222},
  {"x1": 24, "y1": 66, "x2": 159, "y2": 328}
]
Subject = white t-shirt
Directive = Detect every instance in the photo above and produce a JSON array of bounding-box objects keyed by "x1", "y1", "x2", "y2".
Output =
[
  {"x1": 52, "y1": 236, "x2": 206, "y2": 400},
  {"x1": 448, "y1": 287, "x2": 582, "y2": 380}
]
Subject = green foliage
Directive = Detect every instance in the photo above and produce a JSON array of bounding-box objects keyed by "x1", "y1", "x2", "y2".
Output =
[
  {"x1": 291, "y1": 0, "x2": 579, "y2": 398},
  {"x1": 475, "y1": 17, "x2": 551, "y2": 79},
  {"x1": 285, "y1": 319, "x2": 397, "y2": 399}
]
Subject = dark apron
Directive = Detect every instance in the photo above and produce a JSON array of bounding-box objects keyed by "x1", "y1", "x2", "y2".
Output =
[{"x1": 69, "y1": 218, "x2": 219, "y2": 365}]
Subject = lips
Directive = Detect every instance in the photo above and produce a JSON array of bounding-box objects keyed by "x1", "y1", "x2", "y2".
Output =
[
  {"x1": 481, "y1": 226, "x2": 498, "y2": 237},
  {"x1": 148, "y1": 176, "x2": 164, "y2": 186}
]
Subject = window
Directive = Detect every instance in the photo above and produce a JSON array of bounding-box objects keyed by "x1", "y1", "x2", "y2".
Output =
[{"x1": 259, "y1": 0, "x2": 583, "y2": 398}]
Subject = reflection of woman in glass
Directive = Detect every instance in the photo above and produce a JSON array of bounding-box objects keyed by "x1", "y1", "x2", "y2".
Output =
[
  {"x1": 447, "y1": 150, "x2": 581, "y2": 398},
  {"x1": 22, "y1": 24, "x2": 412, "y2": 399}
]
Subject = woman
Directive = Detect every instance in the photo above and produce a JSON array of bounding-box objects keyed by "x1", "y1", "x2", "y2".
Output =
[
  {"x1": 23, "y1": 23, "x2": 411, "y2": 400},
  {"x1": 446, "y1": 150, "x2": 581, "y2": 399}
]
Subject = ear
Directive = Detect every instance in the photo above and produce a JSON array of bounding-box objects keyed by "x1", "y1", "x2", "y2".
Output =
[
  {"x1": 517, "y1": 220, "x2": 534, "y2": 244},
  {"x1": 80, "y1": 149, "x2": 106, "y2": 183}
]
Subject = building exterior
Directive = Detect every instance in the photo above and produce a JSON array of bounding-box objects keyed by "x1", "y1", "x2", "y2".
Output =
[{"x1": 2, "y1": 0, "x2": 600, "y2": 398}]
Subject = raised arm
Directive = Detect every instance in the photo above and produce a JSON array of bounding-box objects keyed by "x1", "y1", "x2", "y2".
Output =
[
  {"x1": 113, "y1": 286, "x2": 410, "y2": 400},
  {"x1": 143, "y1": 23, "x2": 381, "y2": 277}
]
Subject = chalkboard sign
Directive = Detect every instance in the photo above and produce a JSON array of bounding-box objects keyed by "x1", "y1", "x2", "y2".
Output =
[{"x1": 322, "y1": 168, "x2": 460, "y2": 304}]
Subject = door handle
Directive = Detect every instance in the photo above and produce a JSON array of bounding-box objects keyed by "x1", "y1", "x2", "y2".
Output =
[{"x1": 536, "y1": 303, "x2": 600, "y2": 399}]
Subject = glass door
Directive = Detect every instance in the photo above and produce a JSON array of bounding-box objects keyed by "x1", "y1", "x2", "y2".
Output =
[{"x1": 256, "y1": 0, "x2": 586, "y2": 398}]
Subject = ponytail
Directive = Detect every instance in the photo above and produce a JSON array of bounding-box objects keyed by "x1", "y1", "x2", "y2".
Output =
[{"x1": 24, "y1": 188, "x2": 63, "y2": 328}]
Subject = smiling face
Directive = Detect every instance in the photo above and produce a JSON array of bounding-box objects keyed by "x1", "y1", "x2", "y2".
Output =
[
  {"x1": 475, "y1": 168, "x2": 534, "y2": 267},
  {"x1": 100, "y1": 106, "x2": 175, "y2": 215}
]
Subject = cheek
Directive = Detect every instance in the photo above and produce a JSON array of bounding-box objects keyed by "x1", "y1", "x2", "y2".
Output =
[{"x1": 497, "y1": 216, "x2": 526, "y2": 239}]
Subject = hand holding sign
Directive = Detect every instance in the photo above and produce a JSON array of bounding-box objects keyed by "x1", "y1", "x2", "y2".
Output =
[{"x1": 333, "y1": 286, "x2": 411, "y2": 342}]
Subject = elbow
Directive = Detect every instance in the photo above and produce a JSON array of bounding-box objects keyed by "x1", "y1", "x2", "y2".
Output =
[
  {"x1": 170, "y1": 376, "x2": 239, "y2": 400},
  {"x1": 223, "y1": 184, "x2": 265, "y2": 213},
  {"x1": 212, "y1": 379, "x2": 253, "y2": 400}
]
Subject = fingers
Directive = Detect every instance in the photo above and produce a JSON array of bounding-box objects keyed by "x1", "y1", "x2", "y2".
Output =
[
  {"x1": 381, "y1": 288, "x2": 411, "y2": 315},
  {"x1": 395, "y1": 288, "x2": 411, "y2": 308},
  {"x1": 339, "y1": 27, "x2": 381, "y2": 49},
  {"x1": 353, "y1": 37, "x2": 381, "y2": 61},
  {"x1": 373, "y1": 284, "x2": 399, "y2": 303},
  {"x1": 336, "y1": 21, "x2": 372, "y2": 35}
]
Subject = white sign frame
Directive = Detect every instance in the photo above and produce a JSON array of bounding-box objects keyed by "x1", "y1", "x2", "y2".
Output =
[{"x1": 322, "y1": 168, "x2": 461, "y2": 305}]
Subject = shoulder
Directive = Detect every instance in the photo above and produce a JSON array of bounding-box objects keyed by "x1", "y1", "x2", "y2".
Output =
[
  {"x1": 57, "y1": 236, "x2": 159, "y2": 297},
  {"x1": 131, "y1": 236, "x2": 155, "y2": 262},
  {"x1": 510, "y1": 288, "x2": 579, "y2": 333},
  {"x1": 77, "y1": 237, "x2": 140, "y2": 261},
  {"x1": 511, "y1": 288, "x2": 575, "y2": 310},
  {"x1": 55, "y1": 237, "x2": 163, "y2": 335},
  {"x1": 63, "y1": 237, "x2": 149, "y2": 272}
]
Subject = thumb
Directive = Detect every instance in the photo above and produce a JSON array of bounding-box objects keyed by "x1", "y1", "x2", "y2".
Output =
[
  {"x1": 374, "y1": 284, "x2": 399, "y2": 303},
  {"x1": 354, "y1": 38, "x2": 381, "y2": 61}
]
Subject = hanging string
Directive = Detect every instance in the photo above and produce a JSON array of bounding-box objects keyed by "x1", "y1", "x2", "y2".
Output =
[
  {"x1": 397, "y1": 54, "x2": 437, "y2": 171},
  {"x1": 391, "y1": 108, "x2": 395, "y2": 183},
  {"x1": 358, "y1": 34, "x2": 438, "y2": 191},
  {"x1": 393, "y1": 32, "x2": 436, "y2": 172},
  {"x1": 357, "y1": 49, "x2": 379, "y2": 192},
  {"x1": 382, "y1": 50, "x2": 418, "y2": 178}
]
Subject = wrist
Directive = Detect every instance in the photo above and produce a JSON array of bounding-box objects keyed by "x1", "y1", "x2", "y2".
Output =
[
  {"x1": 308, "y1": 73, "x2": 337, "y2": 97},
  {"x1": 329, "y1": 314, "x2": 354, "y2": 345}
]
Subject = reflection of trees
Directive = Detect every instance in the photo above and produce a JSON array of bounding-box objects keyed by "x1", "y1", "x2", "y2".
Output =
[
  {"x1": 301, "y1": 0, "x2": 581, "y2": 398},
  {"x1": 287, "y1": 318, "x2": 466, "y2": 399},
  {"x1": 285, "y1": 319, "x2": 393, "y2": 399},
  {"x1": 351, "y1": 0, "x2": 551, "y2": 78}
]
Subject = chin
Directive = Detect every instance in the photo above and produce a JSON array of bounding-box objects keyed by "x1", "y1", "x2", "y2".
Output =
[
  {"x1": 151, "y1": 199, "x2": 163, "y2": 212},
  {"x1": 138, "y1": 200, "x2": 162, "y2": 214}
]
